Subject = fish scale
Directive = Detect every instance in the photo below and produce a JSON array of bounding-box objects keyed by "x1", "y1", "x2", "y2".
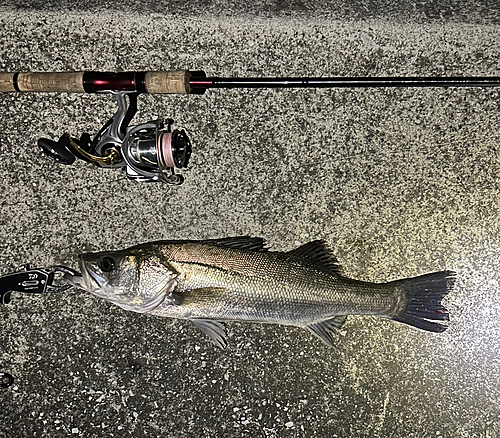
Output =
[{"x1": 158, "y1": 243, "x2": 397, "y2": 324}]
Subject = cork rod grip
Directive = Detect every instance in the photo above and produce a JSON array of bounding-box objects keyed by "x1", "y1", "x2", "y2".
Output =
[
  {"x1": 144, "y1": 70, "x2": 191, "y2": 94},
  {"x1": 0, "y1": 73, "x2": 16, "y2": 92},
  {"x1": 0, "y1": 70, "x2": 192, "y2": 94},
  {"x1": 0, "y1": 72, "x2": 86, "y2": 92}
]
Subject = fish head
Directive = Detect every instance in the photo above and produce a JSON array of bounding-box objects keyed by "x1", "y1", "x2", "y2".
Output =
[{"x1": 69, "y1": 246, "x2": 179, "y2": 313}]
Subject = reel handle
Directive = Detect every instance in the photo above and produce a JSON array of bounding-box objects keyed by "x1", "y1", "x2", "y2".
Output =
[{"x1": 38, "y1": 137, "x2": 76, "y2": 165}]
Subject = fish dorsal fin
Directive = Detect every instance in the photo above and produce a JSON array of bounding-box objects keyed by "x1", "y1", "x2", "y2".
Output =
[
  {"x1": 306, "y1": 316, "x2": 347, "y2": 348},
  {"x1": 206, "y1": 237, "x2": 268, "y2": 252},
  {"x1": 191, "y1": 319, "x2": 228, "y2": 349},
  {"x1": 288, "y1": 241, "x2": 341, "y2": 275}
]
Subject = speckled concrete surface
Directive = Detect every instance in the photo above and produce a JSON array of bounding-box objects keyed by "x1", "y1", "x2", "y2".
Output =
[{"x1": 1, "y1": 4, "x2": 500, "y2": 438}]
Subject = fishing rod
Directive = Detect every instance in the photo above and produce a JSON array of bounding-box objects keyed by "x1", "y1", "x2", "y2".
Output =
[{"x1": 1, "y1": 70, "x2": 500, "y2": 185}]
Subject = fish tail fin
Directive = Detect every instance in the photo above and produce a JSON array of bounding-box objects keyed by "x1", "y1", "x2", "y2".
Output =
[{"x1": 391, "y1": 271, "x2": 456, "y2": 333}]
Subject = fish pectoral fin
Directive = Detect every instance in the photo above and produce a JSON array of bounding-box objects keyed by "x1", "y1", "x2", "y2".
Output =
[
  {"x1": 191, "y1": 319, "x2": 228, "y2": 349},
  {"x1": 306, "y1": 316, "x2": 347, "y2": 348}
]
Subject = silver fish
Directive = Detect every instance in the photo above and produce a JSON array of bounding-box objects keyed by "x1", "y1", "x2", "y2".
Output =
[{"x1": 65, "y1": 237, "x2": 456, "y2": 348}]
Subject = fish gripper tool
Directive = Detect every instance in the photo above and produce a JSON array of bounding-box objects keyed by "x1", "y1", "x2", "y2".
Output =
[{"x1": 0, "y1": 265, "x2": 80, "y2": 305}]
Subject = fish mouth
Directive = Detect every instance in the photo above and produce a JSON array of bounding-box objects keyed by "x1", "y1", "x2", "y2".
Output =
[
  {"x1": 62, "y1": 256, "x2": 100, "y2": 293},
  {"x1": 77, "y1": 257, "x2": 106, "y2": 295}
]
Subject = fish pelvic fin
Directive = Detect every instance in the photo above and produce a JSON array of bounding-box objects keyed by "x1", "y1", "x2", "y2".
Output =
[
  {"x1": 175, "y1": 287, "x2": 230, "y2": 349},
  {"x1": 288, "y1": 240, "x2": 341, "y2": 275},
  {"x1": 306, "y1": 315, "x2": 347, "y2": 348},
  {"x1": 391, "y1": 271, "x2": 456, "y2": 333},
  {"x1": 191, "y1": 319, "x2": 227, "y2": 349}
]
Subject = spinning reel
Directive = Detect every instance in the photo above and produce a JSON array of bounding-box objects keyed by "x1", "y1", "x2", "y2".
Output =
[
  {"x1": 4, "y1": 69, "x2": 498, "y2": 185},
  {"x1": 38, "y1": 92, "x2": 191, "y2": 185}
]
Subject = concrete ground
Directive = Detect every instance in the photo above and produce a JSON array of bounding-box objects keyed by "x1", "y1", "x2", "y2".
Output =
[{"x1": 1, "y1": 2, "x2": 500, "y2": 437}]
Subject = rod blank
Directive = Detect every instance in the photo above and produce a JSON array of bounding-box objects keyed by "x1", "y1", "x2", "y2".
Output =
[{"x1": 189, "y1": 76, "x2": 500, "y2": 90}]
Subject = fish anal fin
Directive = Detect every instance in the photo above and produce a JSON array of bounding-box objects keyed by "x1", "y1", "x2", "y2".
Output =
[
  {"x1": 288, "y1": 241, "x2": 341, "y2": 275},
  {"x1": 306, "y1": 316, "x2": 347, "y2": 348},
  {"x1": 191, "y1": 319, "x2": 228, "y2": 349}
]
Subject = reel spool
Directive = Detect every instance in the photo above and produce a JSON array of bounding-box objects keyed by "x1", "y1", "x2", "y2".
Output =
[{"x1": 125, "y1": 126, "x2": 191, "y2": 184}]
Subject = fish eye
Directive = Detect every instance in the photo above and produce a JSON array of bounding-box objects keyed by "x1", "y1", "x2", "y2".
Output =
[{"x1": 98, "y1": 256, "x2": 115, "y2": 272}]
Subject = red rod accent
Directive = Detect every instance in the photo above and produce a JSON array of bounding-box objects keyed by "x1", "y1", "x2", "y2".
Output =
[{"x1": 83, "y1": 72, "x2": 146, "y2": 93}]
